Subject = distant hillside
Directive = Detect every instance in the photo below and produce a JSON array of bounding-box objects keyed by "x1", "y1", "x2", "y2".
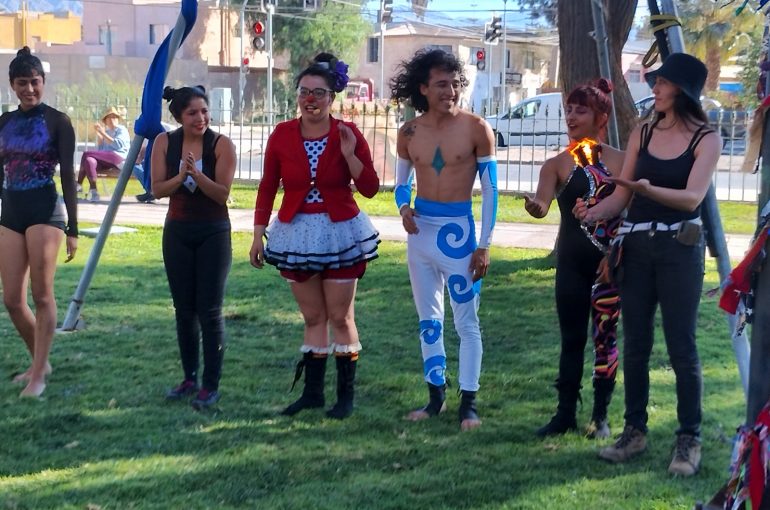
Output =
[{"x1": 0, "y1": 0, "x2": 83, "y2": 16}]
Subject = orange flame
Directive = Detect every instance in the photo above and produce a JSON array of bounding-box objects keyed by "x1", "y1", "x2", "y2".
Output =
[{"x1": 568, "y1": 138, "x2": 599, "y2": 167}]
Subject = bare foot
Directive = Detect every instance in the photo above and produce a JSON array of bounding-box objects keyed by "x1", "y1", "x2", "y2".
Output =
[
  {"x1": 11, "y1": 363, "x2": 52, "y2": 384},
  {"x1": 20, "y1": 378, "x2": 46, "y2": 398},
  {"x1": 406, "y1": 402, "x2": 447, "y2": 421},
  {"x1": 460, "y1": 417, "x2": 482, "y2": 432}
]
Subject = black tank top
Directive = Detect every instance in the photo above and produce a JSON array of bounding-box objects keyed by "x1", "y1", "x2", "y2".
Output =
[
  {"x1": 556, "y1": 166, "x2": 600, "y2": 259},
  {"x1": 626, "y1": 122, "x2": 713, "y2": 224}
]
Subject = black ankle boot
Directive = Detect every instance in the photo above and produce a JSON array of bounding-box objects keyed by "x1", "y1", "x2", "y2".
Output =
[
  {"x1": 414, "y1": 382, "x2": 447, "y2": 417},
  {"x1": 281, "y1": 352, "x2": 327, "y2": 416},
  {"x1": 326, "y1": 353, "x2": 357, "y2": 419},
  {"x1": 536, "y1": 379, "x2": 580, "y2": 437},
  {"x1": 586, "y1": 378, "x2": 615, "y2": 439},
  {"x1": 459, "y1": 390, "x2": 480, "y2": 424}
]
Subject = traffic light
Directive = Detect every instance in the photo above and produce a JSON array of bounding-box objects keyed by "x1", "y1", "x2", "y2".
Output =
[
  {"x1": 380, "y1": 0, "x2": 393, "y2": 24},
  {"x1": 251, "y1": 19, "x2": 265, "y2": 51},
  {"x1": 484, "y1": 16, "x2": 502, "y2": 43},
  {"x1": 476, "y1": 49, "x2": 486, "y2": 71}
]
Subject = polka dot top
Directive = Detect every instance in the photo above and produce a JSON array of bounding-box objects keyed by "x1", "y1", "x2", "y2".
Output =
[{"x1": 303, "y1": 136, "x2": 328, "y2": 203}]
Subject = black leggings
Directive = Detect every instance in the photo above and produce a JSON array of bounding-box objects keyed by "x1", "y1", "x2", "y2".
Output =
[
  {"x1": 163, "y1": 219, "x2": 232, "y2": 391},
  {"x1": 553, "y1": 230, "x2": 603, "y2": 410}
]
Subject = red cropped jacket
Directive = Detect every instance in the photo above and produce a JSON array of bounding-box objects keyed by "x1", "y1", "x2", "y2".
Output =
[{"x1": 254, "y1": 116, "x2": 379, "y2": 226}]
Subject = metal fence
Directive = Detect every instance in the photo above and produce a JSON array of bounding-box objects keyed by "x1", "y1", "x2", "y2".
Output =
[{"x1": 46, "y1": 96, "x2": 759, "y2": 203}]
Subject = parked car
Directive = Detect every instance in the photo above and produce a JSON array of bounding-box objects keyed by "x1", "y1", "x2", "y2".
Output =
[
  {"x1": 485, "y1": 93, "x2": 569, "y2": 148},
  {"x1": 633, "y1": 95, "x2": 747, "y2": 142}
]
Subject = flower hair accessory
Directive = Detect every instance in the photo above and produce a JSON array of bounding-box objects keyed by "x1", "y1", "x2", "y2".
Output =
[{"x1": 333, "y1": 60, "x2": 349, "y2": 92}]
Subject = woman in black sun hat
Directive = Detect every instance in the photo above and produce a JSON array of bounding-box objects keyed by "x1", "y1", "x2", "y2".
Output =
[{"x1": 574, "y1": 53, "x2": 721, "y2": 477}]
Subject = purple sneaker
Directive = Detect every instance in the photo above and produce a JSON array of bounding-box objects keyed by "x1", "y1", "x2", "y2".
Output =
[
  {"x1": 191, "y1": 389, "x2": 220, "y2": 410},
  {"x1": 166, "y1": 380, "x2": 199, "y2": 400}
]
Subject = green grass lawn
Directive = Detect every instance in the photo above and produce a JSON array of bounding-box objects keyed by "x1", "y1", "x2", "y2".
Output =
[
  {"x1": 0, "y1": 229, "x2": 745, "y2": 509},
  {"x1": 117, "y1": 177, "x2": 760, "y2": 235}
]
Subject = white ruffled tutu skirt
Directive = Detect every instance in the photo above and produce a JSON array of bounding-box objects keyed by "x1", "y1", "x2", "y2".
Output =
[{"x1": 265, "y1": 212, "x2": 380, "y2": 271}]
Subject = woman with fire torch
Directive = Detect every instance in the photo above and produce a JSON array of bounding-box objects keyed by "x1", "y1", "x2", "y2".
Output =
[{"x1": 524, "y1": 78, "x2": 624, "y2": 440}]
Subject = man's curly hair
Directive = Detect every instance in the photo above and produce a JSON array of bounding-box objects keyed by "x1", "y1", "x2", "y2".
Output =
[{"x1": 390, "y1": 49, "x2": 468, "y2": 113}]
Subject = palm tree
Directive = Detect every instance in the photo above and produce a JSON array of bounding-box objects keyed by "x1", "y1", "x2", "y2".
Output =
[{"x1": 679, "y1": 0, "x2": 761, "y2": 92}]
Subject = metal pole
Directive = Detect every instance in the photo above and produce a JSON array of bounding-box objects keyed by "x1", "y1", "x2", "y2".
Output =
[
  {"x1": 589, "y1": 0, "x2": 619, "y2": 148},
  {"x1": 380, "y1": 20, "x2": 385, "y2": 101},
  {"x1": 487, "y1": 40, "x2": 492, "y2": 113},
  {"x1": 61, "y1": 9, "x2": 190, "y2": 331},
  {"x1": 500, "y1": 0, "x2": 507, "y2": 111},
  {"x1": 239, "y1": 0, "x2": 246, "y2": 122},
  {"x1": 267, "y1": 2, "x2": 274, "y2": 127},
  {"x1": 657, "y1": 0, "x2": 751, "y2": 399}
]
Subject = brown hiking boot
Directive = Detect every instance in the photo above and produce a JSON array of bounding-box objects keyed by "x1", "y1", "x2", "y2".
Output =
[
  {"x1": 668, "y1": 434, "x2": 701, "y2": 476},
  {"x1": 598, "y1": 425, "x2": 647, "y2": 463}
]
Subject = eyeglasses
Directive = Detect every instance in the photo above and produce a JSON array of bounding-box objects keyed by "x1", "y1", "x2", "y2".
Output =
[{"x1": 297, "y1": 87, "x2": 333, "y2": 99}]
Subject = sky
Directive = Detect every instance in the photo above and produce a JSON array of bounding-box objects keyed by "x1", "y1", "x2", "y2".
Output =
[{"x1": 361, "y1": 0, "x2": 650, "y2": 32}]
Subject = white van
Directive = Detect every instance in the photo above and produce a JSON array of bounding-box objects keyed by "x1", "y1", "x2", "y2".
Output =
[{"x1": 484, "y1": 92, "x2": 568, "y2": 148}]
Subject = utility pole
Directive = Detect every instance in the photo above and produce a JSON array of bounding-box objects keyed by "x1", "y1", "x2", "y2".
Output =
[
  {"x1": 500, "y1": 0, "x2": 507, "y2": 111},
  {"x1": 106, "y1": 19, "x2": 113, "y2": 56},
  {"x1": 589, "y1": 0, "x2": 619, "y2": 147}
]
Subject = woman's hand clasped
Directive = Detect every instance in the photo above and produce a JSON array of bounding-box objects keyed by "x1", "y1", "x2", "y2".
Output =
[{"x1": 339, "y1": 124, "x2": 357, "y2": 158}]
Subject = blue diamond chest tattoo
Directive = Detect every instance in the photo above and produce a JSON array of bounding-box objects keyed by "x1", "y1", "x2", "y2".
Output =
[{"x1": 431, "y1": 147, "x2": 445, "y2": 175}]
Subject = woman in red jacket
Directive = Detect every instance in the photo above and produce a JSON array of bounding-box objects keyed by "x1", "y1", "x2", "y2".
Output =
[{"x1": 250, "y1": 53, "x2": 380, "y2": 419}]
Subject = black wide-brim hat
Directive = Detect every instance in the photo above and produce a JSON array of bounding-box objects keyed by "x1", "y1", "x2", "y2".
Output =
[{"x1": 644, "y1": 53, "x2": 707, "y2": 105}]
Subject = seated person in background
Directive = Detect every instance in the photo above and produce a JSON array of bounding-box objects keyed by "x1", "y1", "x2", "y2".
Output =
[
  {"x1": 77, "y1": 106, "x2": 130, "y2": 202},
  {"x1": 133, "y1": 141, "x2": 156, "y2": 203}
]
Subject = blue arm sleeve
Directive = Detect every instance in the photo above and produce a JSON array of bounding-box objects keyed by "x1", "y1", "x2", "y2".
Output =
[
  {"x1": 477, "y1": 155, "x2": 498, "y2": 248},
  {"x1": 395, "y1": 157, "x2": 414, "y2": 211}
]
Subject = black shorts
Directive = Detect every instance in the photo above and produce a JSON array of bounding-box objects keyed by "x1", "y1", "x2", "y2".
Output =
[{"x1": 0, "y1": 184, "x2": 66, "y2": 234}]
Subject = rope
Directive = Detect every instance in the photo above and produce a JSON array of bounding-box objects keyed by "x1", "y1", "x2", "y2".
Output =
[{"x1": 643, "y1": 14, "x2": 681, "y2": 68}]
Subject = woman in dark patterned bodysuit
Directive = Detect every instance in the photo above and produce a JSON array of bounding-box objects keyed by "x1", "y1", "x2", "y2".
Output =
[{"x1": 0, "y1": 47, "x2": 78, "y2": 397}]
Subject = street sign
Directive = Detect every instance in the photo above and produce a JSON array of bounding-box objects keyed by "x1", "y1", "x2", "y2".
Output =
[{"x1": 505, "y1": 71, "x2": 522, "y2": 85}]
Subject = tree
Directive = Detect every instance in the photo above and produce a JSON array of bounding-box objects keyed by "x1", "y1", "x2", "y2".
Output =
[
  {"x1": 679, "y1": 0, "x2": 761, "y2": 93},
  {"x1": 271, "y1": 0, "x2": 371, "y2": 79},
  {"x1": 557, "y1": 0, "x2": 638, "y2": 148}
]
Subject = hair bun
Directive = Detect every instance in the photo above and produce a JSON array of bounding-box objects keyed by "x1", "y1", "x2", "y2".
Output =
[
  {"x1": 596, "y1": 78, "x2": 613, "y2": 94},
  {"x1": 162, "y1": 86, "x2": 176, "y2": 101},
  {"x1": 16, "y1": 46, "x2": 32, "y2": 58}
]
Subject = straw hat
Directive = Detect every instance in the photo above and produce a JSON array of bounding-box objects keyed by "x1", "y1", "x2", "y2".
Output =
[{"x1": 101, "y1": 106, "x2": 123, "y2": 122}]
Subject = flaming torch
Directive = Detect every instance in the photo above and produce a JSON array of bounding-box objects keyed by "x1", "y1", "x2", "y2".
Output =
[{"x1": 569, "y1": 138, "x2": 616, "y2": 253}]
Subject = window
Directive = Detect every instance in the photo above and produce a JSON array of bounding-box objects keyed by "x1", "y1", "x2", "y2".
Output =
[
  {"x1": 511, "y1": 100, "x2": 539, "y2": 119},
  {"x1": 524, "y1": 50, "x2": 535, "y2": 70},
  {"x1": 150, "y1": 24, "x2": 168, "y2": 45},
  {"x1": 506, "y1": 49, "x2": 511, "y2": 69},
  {"x1": 98, "y1": 25, "x2": 107, "y2": 45},
  {"x1": 367, "y1": 37, "x2": 378, "y2": 63},
  {"x1": 626, "y1": 69, "x2": 642, "y2": 83}
]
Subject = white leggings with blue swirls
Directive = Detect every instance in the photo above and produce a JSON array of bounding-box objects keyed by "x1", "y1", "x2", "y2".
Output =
[{"x1": 407, "y1": 205, "x2": 483, "y2": 392}]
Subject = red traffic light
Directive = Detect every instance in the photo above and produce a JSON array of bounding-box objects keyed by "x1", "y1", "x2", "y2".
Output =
[
  {"x1": 253, "y1": 21, "x2": 265, "y2": 35},
  {"x1": 476, "y1": 50, "x2": 485, "y2": 61}
]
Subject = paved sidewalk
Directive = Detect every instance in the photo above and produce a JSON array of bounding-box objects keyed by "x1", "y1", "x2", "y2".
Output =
[{"x1": 77, "y1": 196, "x2": 753, "y2": 258}]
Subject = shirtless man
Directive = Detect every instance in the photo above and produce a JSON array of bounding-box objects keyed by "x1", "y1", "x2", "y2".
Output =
[{"x1": 390, "y1": 49, "x2": 497, "y2": 431}]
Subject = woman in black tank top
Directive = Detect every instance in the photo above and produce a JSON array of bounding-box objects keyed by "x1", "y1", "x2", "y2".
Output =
[
  {"x1": 524, "y1": 80, "x2": 624, "y2": 439},
  {"x1": 575, "y1": 53, "x2": 721, "y2": 476},
  {"x1": 151, "y1": 86, "x2": 237, "y2": 411}
]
